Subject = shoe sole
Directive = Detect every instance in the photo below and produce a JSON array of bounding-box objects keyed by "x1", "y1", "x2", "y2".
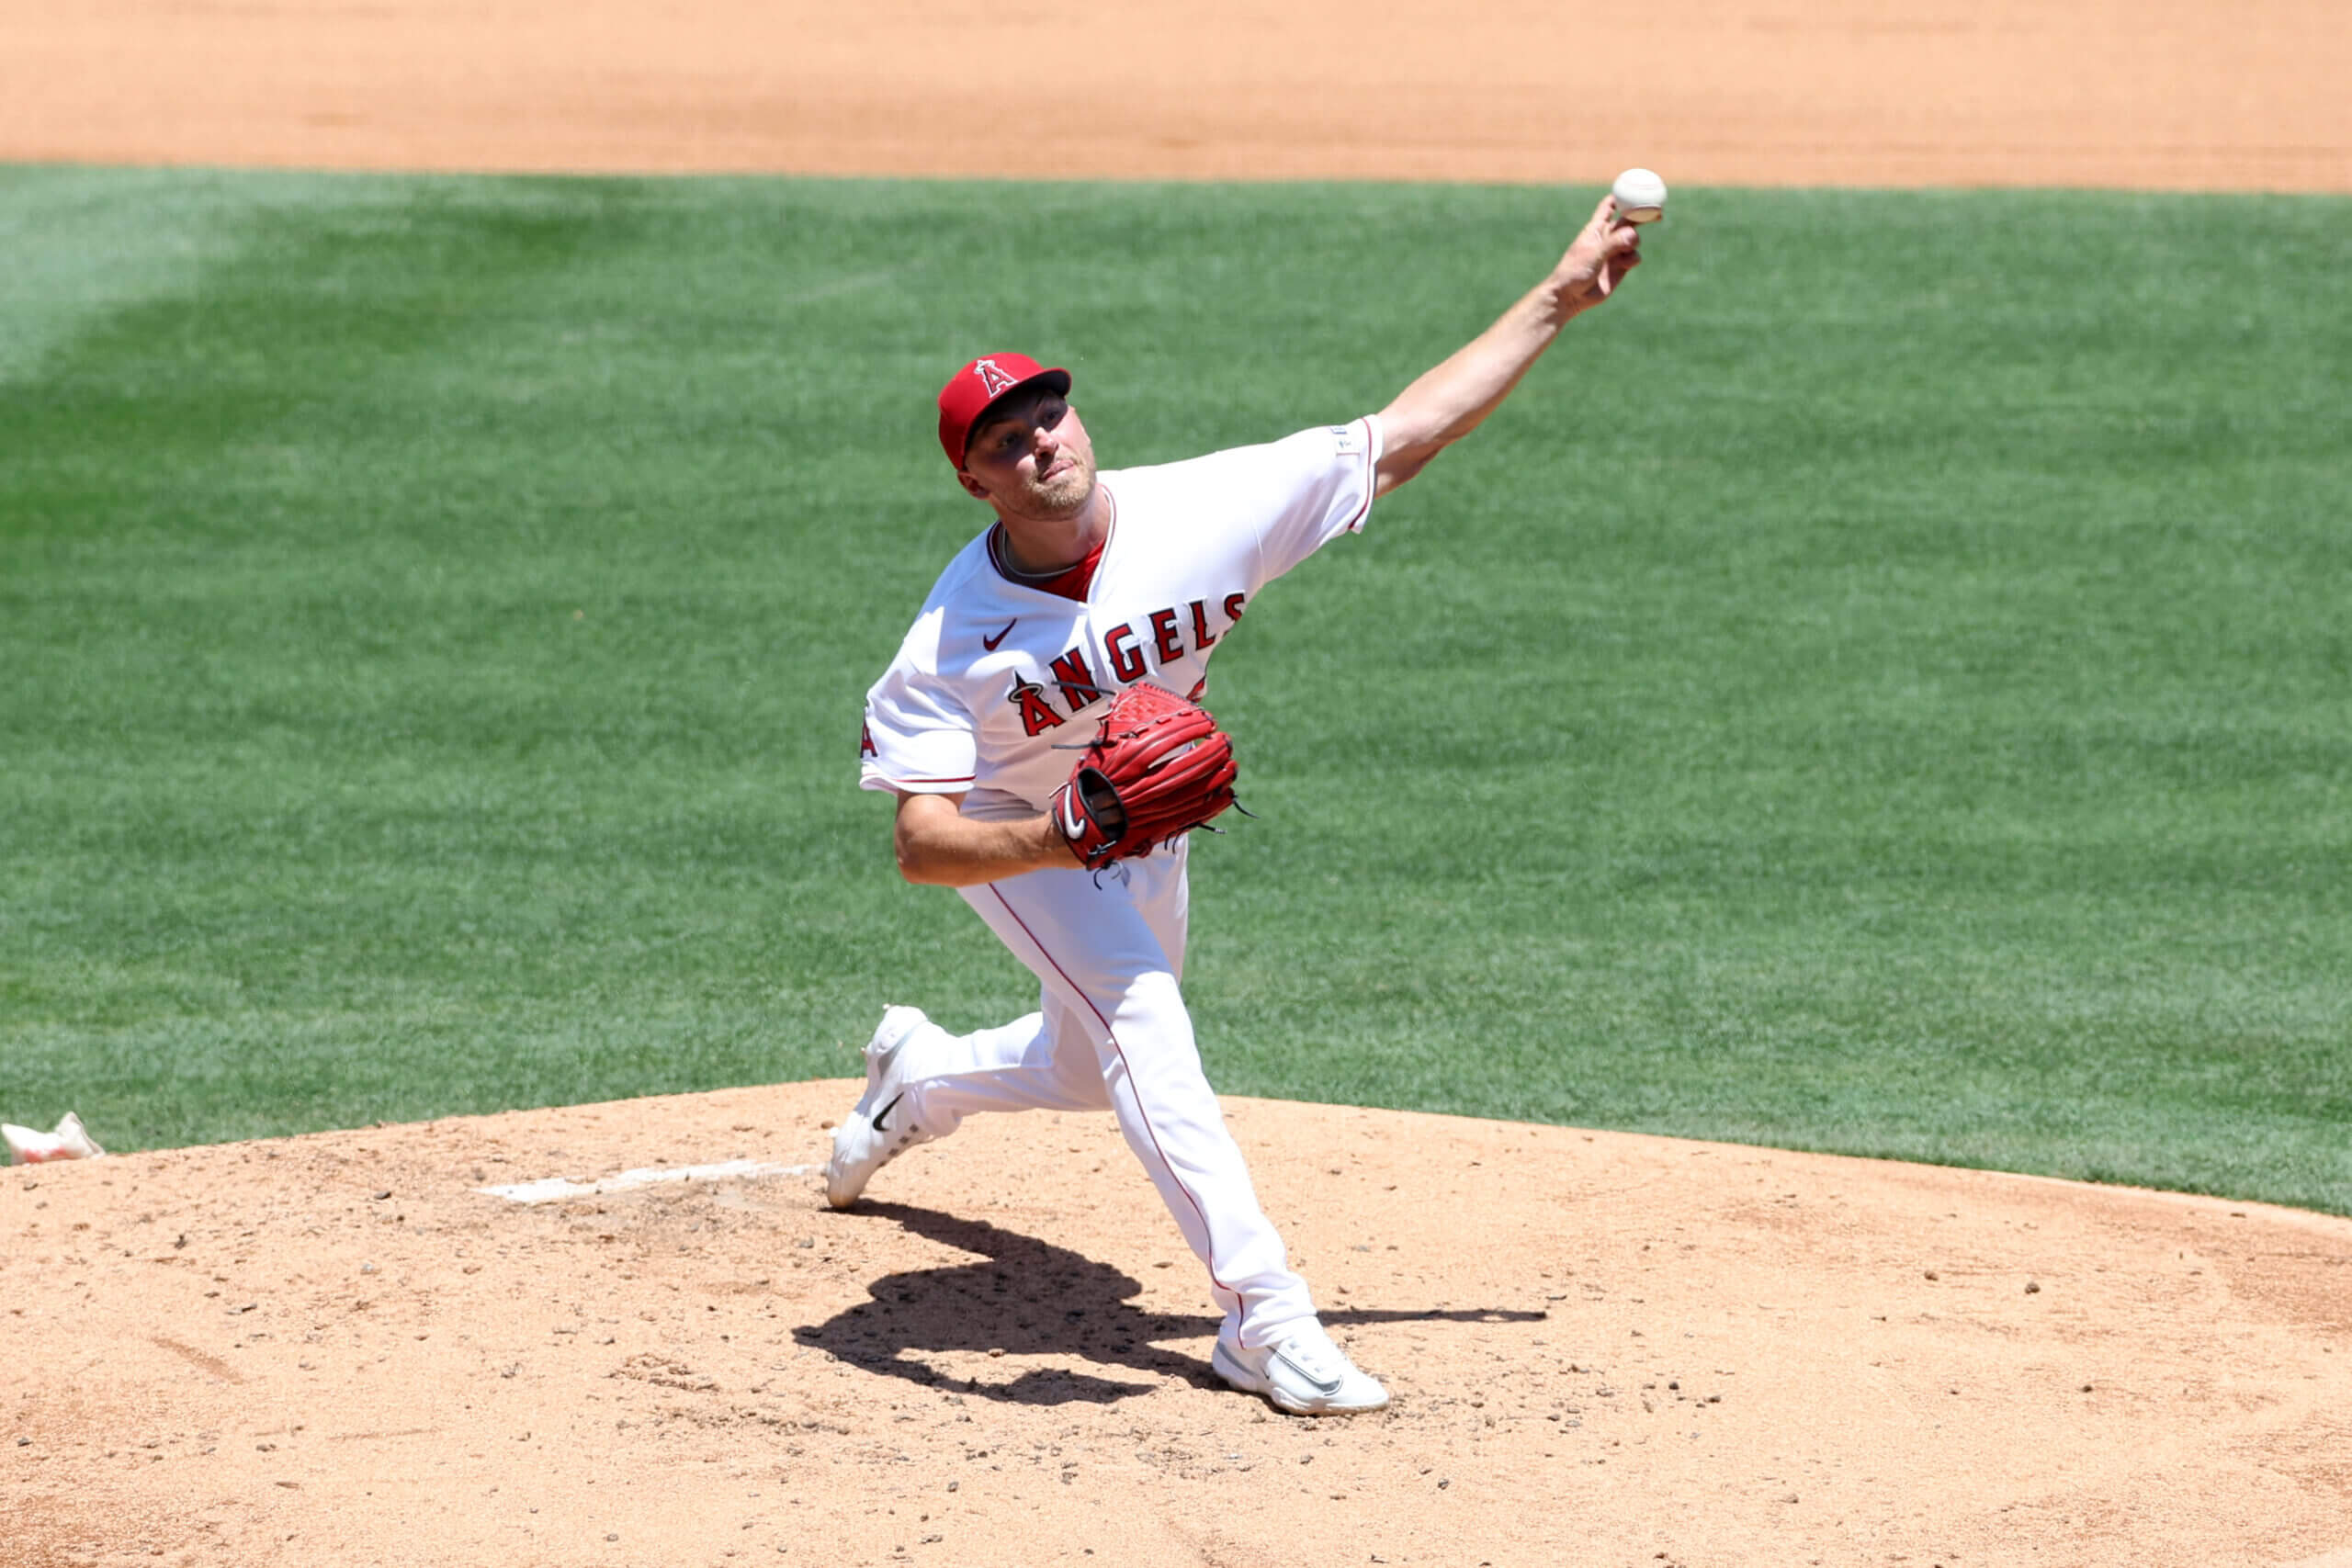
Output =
[
  {"x1": 826, "y1": 1010, "x2": 929, "y2": 1209},
  {"x1": 823, "y1": 1114, "x2": 876, "y2": 1210}
]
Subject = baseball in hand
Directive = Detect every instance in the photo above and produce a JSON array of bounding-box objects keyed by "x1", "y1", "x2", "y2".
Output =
[{"x1": 1611, "y1": 167, "x2": 1668, "y2": 224}]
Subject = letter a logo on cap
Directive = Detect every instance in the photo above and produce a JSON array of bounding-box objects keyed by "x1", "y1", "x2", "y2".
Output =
[
  {"x1": 973, "y1": 358, "x2": 1020, "y2": 398},
  {"x1": 939, "y1": 352, "x2": 1070, "y2": 468}
]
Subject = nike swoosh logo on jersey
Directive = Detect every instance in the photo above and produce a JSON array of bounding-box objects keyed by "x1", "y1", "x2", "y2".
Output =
[
  {"x1": 872, "y1": 1091, "x2": 906, "y2": 1133},
  {"x1": 982, "y1": 619, "x2": 1017, "y2": 650}
]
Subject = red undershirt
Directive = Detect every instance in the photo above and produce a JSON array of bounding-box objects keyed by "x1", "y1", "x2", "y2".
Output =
[{"x1": 987, "y1": 523, "x2": 1105, "y2": 603}]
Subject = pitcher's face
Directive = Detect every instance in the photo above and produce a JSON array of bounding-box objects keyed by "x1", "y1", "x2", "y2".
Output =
[{"x1": 958, "y1": 389, "x2": 1097, "y2": 522}]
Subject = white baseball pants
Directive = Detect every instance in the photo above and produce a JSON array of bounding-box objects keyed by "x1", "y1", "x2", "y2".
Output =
[{"x1": 897, "y1": 840, "x2": 1317, "y2": 1348}]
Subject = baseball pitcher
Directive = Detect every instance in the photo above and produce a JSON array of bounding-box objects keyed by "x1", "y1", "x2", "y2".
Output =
[{"x1": 834, "y1": 193, "x2": 1645, "y2": 1414}]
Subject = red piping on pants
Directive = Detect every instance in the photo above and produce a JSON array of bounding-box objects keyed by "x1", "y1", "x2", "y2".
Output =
[{"x1": 983, "y1": 883, "x2": 1245, "y2": 1332}]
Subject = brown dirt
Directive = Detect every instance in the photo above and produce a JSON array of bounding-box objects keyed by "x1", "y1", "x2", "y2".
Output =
[
  {"x1": 9, "y1": 6, "x2": 2352, "y2": 1564},
  {"x1": 6, "y1": 1088, "x2": 2351, "y2": 1567},
  {"x1": 4, "y1": 0, "x2": 2349, "y2": 190}
]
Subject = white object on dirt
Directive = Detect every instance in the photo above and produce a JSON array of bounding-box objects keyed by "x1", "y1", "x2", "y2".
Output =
[{"x1": 3, "y1": 1111, "x2": 106, "y2": 1164}]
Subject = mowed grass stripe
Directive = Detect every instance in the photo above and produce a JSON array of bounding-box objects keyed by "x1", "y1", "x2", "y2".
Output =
[{"x1": 2, "y1": 172, "x2": 2346, "y2": 1209}]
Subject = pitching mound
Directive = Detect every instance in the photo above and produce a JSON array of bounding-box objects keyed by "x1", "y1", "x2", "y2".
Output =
[{"x1": 6, "y1": 1087, "x2": 2348, "y2": 1566}]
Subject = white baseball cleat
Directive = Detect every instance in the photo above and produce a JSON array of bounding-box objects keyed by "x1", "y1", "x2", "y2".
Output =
[
  {"x1": 1212, "y1": 1321, "x2": 1389, "y2": 1416},
  {"x1": 824, "y1": 1006, "x2": 938, "y2": 1209}
]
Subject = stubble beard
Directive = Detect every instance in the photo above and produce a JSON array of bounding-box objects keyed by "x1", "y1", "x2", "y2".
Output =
[{"x1": 1026, "y1": 452, "x2": 1096, "y2": 520}]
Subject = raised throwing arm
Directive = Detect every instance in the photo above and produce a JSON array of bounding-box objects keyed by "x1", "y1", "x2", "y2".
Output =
[{"x1": 1374, "y1": 193, "x2": 1644, "y2": 497}]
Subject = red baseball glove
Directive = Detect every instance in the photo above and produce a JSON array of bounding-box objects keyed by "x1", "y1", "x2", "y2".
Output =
[{"x1": 1049, "y1": 682, "x2": 1238, "y2": 869}]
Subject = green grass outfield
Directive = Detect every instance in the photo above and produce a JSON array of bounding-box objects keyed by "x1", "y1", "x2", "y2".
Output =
[{"x1": 4, "y1": 168, "x2": 2346, "y2": 1212}]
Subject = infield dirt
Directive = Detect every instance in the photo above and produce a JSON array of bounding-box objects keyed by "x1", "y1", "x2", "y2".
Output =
[
  {"x1": 5, "y1": 0, "x2": 2349, "y2": 190},
  {"x1": 8, "y1": 1087, "x2": 2352, "y2": 1566},
  {"x1": 6, "y1": 4, "x2": 2352, "y2": 1565}
]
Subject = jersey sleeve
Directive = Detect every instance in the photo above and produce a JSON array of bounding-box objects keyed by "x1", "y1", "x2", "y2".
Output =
[
  {"x1": 1246, "y1": 415, "x2": 1384, "y2": 584},
  {"x1": 858, "y1": 633, "x2": 978, "y2": 795}
]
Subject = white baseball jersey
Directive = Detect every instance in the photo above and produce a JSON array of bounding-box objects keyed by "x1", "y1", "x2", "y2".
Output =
[{"x1": 860, "y1": 417, "x2": 1384, "y2": 818}]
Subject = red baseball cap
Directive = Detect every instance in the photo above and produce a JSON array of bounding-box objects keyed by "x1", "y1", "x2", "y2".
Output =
[{"x1": 936, "y1": 352, "x2": 1072, "y2": 468}]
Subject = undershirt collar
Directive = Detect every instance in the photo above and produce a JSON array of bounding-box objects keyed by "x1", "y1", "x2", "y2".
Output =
[{"x1": 985, "y1": 492, "x2": 1114, "y2": 602}]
